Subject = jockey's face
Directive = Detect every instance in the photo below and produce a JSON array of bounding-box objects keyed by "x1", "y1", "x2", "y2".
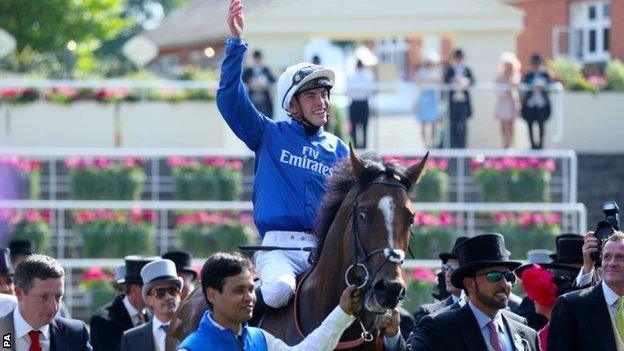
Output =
[
  {"x1": 290, "y1": 87, "x2": 330, "y2": 127},
  {"x1": 207, "y1": 269, "x2": 256, "y2": 332}
]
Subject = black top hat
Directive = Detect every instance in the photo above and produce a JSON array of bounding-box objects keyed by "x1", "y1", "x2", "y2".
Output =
[
  {"x1": 451, "y1": 234, "x2": 521, "y2": 289},
  {"x1": 516, "y1": 234, "x2": 584, "y2": 277},
  {"x1": 0, "y1": 248, "x2": 13, "y2": 276},
  {"x1": 453, "y1": 49, "x2": 465, "y2": 59},
  {"x1": 8, "y1": 240, "x2": 34, "y2": 257},
  {"x1": 439, "y1": 236, "x2": 469, "y2": 263},
  {"x1": 162, "y1": 251, "x2": 197, "y2": 281},
  {"x1": 124, "y1": 256, "x2": 159, "y2": 285}
]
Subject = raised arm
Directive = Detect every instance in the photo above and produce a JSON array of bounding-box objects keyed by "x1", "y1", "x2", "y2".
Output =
[{"x1": 217, "y1": 0, "x2": 272, "y2": 151}]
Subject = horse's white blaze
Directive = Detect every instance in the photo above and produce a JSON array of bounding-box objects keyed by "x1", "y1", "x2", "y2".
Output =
[{"x1": 378, "y1": 195, "x2": 395, "y2": 248}]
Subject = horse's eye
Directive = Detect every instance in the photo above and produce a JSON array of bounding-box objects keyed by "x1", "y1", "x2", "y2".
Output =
[{"x1": 359, "y1": 211, "x2": 367, "y2": 222}]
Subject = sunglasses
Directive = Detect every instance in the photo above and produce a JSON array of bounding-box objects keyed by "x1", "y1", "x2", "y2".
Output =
[
  {"x1": 442, "y1": 264, "x2": 460, "y2": 273},
  {"x1": 150, "y1": 286, "x2": 181, "y2": 299},
  {"x1": 475, "y1": 270, "x2": 516, "y2": 285}
]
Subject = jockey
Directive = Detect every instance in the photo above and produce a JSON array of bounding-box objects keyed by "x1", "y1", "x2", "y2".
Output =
[{"x1": 218, "y1": 0, "x2": 349, "y2": 315}]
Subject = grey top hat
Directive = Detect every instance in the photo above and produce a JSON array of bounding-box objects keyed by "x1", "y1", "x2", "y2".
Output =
[
  {"x1": 515, "y1": 249, "x2": 554, "y2": 277},
  {"x1": 141, "y1": 259, "x2": 183, "y2": 299},
  {"x1": 124, "y1": 255, "x2": 160, "y2": 285},
  {"x1": 451, "y1": 233, "x2": 521, "y2": 290},
  {"x1": 0, "y1": 248, "x2": 13, "y2": 276},
  {"x1": 114, "y1": 265, "x2": 126, "y2": 285}
]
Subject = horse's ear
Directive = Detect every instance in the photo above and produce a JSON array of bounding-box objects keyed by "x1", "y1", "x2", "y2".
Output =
[
  {"x1": 349, "y1": 143, "x2": 366, "y2": 177},
  {"x1": 406, "y1": 151, "x2": 429, "y2": 185}
]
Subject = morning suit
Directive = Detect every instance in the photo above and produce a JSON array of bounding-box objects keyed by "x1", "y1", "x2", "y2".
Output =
[
  {"x1": 121, "y1": 320, "x2": 155, "y2": 351},
  {"x1": 413, "y1": 296, "x2": 455, "y2": 323},
  {"x1": 443, "y1": 65, "x2": 475, "y2": 149},
  {"x1": 90, "y1": 295, "x2": 147, "y2": 351},
  {"x1": 548, "y1": 283, "x2": 622, "y2": 351},
  {"x1": 0, "y1": 309, "x2": 92, "y2": 351},
  {"x1": 406, "y1": 303, "x2": 539, "y2": 351}
]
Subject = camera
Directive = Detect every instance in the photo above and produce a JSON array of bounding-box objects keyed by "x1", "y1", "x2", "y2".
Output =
[{"x1": 591, "y1": 201, "x2": 620, "y2": 266}]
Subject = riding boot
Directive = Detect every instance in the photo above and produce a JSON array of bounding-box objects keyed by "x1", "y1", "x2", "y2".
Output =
[{"x1": 250, "y1": 288, "x2": 274, "y2": 327}]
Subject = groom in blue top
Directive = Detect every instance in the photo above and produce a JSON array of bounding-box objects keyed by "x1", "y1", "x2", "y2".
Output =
[{"x1": 217, "y1": 0, "x2": 349, "y2": 314}]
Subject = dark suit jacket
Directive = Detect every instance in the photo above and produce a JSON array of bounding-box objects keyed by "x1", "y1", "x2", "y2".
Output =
[
  {"x1": 90, "y1": 295, "x2": 135, "y2": 351},
  {"x1": 406, "y1": 304, "x2": 539, "y2": 351},
  {"x1": 121, "y1": 320, "x2": 155, "y2": 351},
  {"x1": 0, "y1": 309, "x2": 92, "y2": 351},
  {"x1": 413, "y1": 296, "x2": 455, "y2": 323},
  {"x1": 548, "y1": 284, "x2": 617, "y2": 351}
]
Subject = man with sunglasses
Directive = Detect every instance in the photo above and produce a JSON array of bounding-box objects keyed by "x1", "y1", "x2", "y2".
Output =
[
  {"x1": 406, "y1": 234, "x2": 539, "y2": 351},
  {"x1": 121, "y1": 259, "x2": 183, "y2": 351},
  {"x1": 219, "y1": 0, "x2": 348, "y2": 319}
]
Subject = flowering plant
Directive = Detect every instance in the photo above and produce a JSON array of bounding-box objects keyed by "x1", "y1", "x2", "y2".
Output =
[
  {"x1": 489, "y1": 212, "x2": 561, "y2": 256},
  {"x1": 471, "y1": 157, "x2": 555, "y2": 202},
  {"x1": 66, "y1": 156, "x2": 146, "y2": 200},
  {"x1": 403, "y1": 267, "x2": 437, "y2": 313},
  {"x1": 45, "y1": 87, "x2": 83, "y2": 104},
  {"x1": 73, "y1": 208, "x2": 155, "y2": 258},
  {"x1": 0, "y1": 156, "x2": 41, "y2": 199},
  {"x1": 176, "y1": 211, "x2": 256, "y2": 257},
  {"x1": 409, "y1": 212, "x2": 456, "y2": 259},
  {"x1": 81, "y1": 267, "x2": 117, "y2": 314},
  {"x1": 168, "y1": 157, "x2": 243, "y2": 200},
  {"x1": 384, "y1": 156, "x2": 449, "y2": 202},
  {"x1": 0, "y1": 209, "x2": 51, "y2": 254},
  {"x1": 92, "y1": 87, "x2": 138, "y2": 103},
  {"x1": 0, "y1": 88, "x2": 38, "y2": 104}
]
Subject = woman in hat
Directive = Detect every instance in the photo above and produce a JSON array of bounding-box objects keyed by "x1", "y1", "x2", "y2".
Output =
[
  {"x1": 415, "y1": 53, "x2": 442, "y2": 149},
  {"x1": 494, "y1": 52, "x2": 521, "y2": 149},
  {"x1": 517, "y1": 263, "x2": 578, "y2": 350}
]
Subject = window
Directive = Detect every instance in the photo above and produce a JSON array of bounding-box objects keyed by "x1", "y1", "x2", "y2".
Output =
[{"x1": 570, "y1": 1, "x2": 611, "y2": 63}]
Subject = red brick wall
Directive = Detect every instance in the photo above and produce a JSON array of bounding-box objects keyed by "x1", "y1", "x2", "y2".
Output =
[
  {"x1": 512, "y1": 0, "x2": 623, "y2": 69},
  {"x1": 612, "y1": 0, "x2": 624, "y2": 61}
]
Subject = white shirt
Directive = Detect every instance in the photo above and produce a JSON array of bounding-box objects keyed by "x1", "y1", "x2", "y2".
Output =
[
  {"x1": 0, "y1": 294, "x2": 17, "y2": 316},
  {"x1": 347, "y1": 68, "x2": 374, "y2": 101},
  {"x1": 123, "y1": 296, "x2": 145, "y2": 327},
  {"x1": 151, "y1": 316, "x2": 169, "y2": 351},
  {"x1": 13, "y1": 306, "x2": 51, "y2": 351},
  {"x1": 179, "y1": 306, "x2": 355, "y2": 351}
]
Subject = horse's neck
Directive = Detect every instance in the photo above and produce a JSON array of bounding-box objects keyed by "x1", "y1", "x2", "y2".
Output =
[{"x1": 299, "y1": 208, "x2": 353, "y2": 332}]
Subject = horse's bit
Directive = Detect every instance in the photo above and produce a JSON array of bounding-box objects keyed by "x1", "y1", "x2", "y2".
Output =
[{"x1": 343, "y1": 177, "x2": 408, "y2": 342}]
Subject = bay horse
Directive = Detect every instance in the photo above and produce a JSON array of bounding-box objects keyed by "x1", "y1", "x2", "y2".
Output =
[{"x1": 166, "y1": 149, "x2": 427, "y2": 350}]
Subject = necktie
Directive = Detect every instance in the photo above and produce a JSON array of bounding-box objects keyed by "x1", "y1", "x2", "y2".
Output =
[
  {"x1": 616, "y1": 297, "x2": 624, "y2": 341},
  {"x1": 28, "y1": 330, "x2": 42, "y2": 351},
  {"x1": 160, "y1": 324, "x2": 169, "y2": 333},
  {"x1": 487, "y1": 320, "x2": 504, "y2": 351}
]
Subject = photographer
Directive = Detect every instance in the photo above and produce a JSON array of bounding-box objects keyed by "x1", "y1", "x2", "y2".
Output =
[{"x1": 575, "y1": 201, "x2": 621, "y2": 288}]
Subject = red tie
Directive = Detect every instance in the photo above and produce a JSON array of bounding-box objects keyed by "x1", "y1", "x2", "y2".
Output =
[{"x1": 28, "y1": 330, "x2": 42, "y2": 351}]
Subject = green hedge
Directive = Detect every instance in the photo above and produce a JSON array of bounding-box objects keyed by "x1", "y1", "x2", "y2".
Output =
[
  {"x1": 169, "y1": 158, "x2": 243, "y2": 201},
  {"x1": 473, "y1": 158, "x2": 554, "y2": 202},
  {"x1": 69, "y1": 166, "x2": 146, "y2": 200}
]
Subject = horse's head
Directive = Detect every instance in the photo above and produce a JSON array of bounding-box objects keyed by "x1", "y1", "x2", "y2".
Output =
[{"x1": 344, "y1": 148, "x2": 427, "y2": 314}]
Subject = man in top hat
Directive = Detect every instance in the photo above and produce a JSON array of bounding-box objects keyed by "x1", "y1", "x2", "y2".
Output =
[
  {"x1": 548, "y1": 231, "x2": 624, "y2": 351},
  {"x1": 444, "y1": 48, "x2": 475, "y2": 149},
  {"x1": 162, "y1": 251, "x2": 197, "y2": 300},
  {"x1": 413, "y1": 237, "x2": 468, "y2": 323},
  {"x1": 8, "y1": 240, "x2": 33, "y2": 271},
  {"x1": 121, "y1": 259, "x2": 183, "y2": 351},
  {"x1": 90, "y1": 256, "x2": 158, "y2": 351},
  {"x1": 406, "y1": 233, "x2": 539, "y2": 351},
  {"x1": 0, "y1": 248, "x2": 15, "y2": 295}
]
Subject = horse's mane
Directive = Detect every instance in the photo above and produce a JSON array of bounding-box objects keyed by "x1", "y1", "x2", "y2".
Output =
[{"x1": 311, "y1": 153, "x2": 414, "y2": 265}]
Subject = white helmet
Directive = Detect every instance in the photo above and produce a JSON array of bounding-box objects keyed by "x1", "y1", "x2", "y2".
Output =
[{"x1": 277, "y1": 63, "x2": 335, "y2": 113}]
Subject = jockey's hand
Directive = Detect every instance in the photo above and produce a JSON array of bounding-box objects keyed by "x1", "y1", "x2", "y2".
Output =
[
  {"x1": 227, "y1": 0, "x2": 245, "y2": 39},
  {"x1": 376, "y1": 308, "x2": 400, "y2": 337},
  {"x1": 339, "y1": 285, "x2": 362, "y2": 316},
  {"x1": 582, "y1": 231, "x2": 599, "y2": 273}
]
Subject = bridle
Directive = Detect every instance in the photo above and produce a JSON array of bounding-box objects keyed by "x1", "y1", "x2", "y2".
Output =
[{"x1": 343, "y1": 175, "x2": 408, "y2": 344}]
